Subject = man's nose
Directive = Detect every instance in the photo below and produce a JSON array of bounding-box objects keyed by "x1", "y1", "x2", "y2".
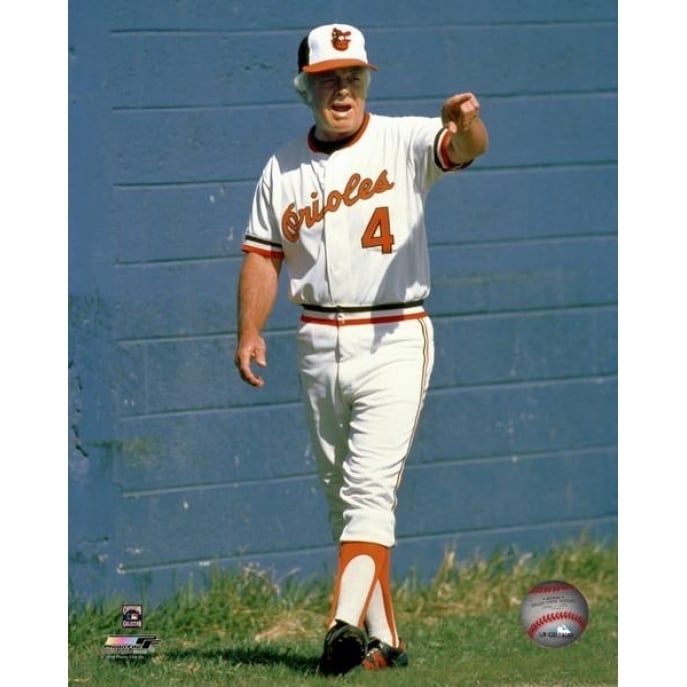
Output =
[{"x1": 334, "y1": 75, "x2": 349, "y2": 90}]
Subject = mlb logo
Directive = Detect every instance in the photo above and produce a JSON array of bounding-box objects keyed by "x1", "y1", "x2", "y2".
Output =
[{"x1": 122, "y1": 605, "x2": 143, "y2": 628}]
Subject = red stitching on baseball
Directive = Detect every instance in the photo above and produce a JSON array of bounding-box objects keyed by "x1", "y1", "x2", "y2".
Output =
[
  {"x1": 527, "y1": 611, "x2": 587, "y2": 638},
  {"x1": 529, "y1": 583, "x2": 576, "y2": 594}
]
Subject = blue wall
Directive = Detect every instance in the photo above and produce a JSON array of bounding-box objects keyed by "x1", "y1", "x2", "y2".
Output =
[{"x1": 68, "y1": 0, "x2": 617, "y2": 603}]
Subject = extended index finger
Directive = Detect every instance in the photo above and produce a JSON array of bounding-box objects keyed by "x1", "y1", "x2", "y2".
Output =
[
  {"x1": 442, "y1": 93, "x2": 473, "y2": 123},
  {"x1": 447, "y1": 92, "x2": 473, "y2": 106}
]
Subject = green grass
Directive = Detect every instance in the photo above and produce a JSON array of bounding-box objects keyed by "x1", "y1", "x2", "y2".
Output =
[{"x1": 69, "y1": 538, "x2": 617, "y2": 686}]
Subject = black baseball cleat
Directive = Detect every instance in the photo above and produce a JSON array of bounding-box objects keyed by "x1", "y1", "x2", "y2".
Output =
[
  {"x1": 360, "y1": 637, "x2": 409, "y2": 670},
  {"x1": 317, "y1": 620, "x2": 368, "y2": 677}
]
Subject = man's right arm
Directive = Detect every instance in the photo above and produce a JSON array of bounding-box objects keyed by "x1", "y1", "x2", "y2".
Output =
[{"x1": 234, "y1": 251, "x2": 282, "y2": 387}]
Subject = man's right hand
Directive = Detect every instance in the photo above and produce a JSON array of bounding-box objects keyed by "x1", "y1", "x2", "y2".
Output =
[{"x1": 235, "y1": 333, "x2": 268, "y2": 387}]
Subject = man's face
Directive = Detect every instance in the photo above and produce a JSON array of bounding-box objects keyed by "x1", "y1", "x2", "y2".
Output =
[{"x1": 308, "y1": 67, "x2": 368, "y2": 141}]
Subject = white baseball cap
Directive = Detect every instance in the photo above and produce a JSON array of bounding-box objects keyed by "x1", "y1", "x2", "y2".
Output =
[{"x1": 297, "y1": 24, "x2": 377, "y2": 74}]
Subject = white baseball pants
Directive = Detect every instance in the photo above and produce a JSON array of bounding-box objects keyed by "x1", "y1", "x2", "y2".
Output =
[{"x1": 297, "y1": 308, "x2": 434, "y2": 547}]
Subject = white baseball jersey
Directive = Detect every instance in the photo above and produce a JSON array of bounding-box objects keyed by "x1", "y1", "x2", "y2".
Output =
[{"x1": 242, "y1": 113, "x2": 468, "y2": 309}]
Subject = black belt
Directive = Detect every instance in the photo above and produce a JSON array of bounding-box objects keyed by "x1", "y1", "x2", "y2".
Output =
[{"x1": 302, "y1": 300, "x2": 424, "y2": 314}]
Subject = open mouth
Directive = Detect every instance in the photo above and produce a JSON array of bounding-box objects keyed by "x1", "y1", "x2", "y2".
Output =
[{"x1": 331, "y1": 103, "x2": 352, "y2": 114}]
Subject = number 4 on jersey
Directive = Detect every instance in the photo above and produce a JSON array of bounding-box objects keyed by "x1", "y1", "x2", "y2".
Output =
[{"x1": 361, "y1": 206, "x2": 395, "y2": 254}]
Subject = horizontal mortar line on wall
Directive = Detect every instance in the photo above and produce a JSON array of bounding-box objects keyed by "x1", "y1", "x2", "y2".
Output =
[
  {"x1": 428, "y1": 300, "x2": 618, "y2": 323},
  {"x1": 115, "y1": 543, "x2": 339, "y2": 575},
  {"x1": 115, "y1": 324, "x2": 296, "y2": 345},
  {"x1": 369, "y1": 88, "x2": 617, "y2": 107},
  {"x1": 108, "y1": 20, "x2": 617, "y2": 38},
  {"x1": 120, "y1": 397, "x2": 303, "y2": 421},
  {"x1": 430, "y1": 302, "x2": 617, "y2": 323},
  {"x1": 427, "y1": 372, "x2": 617, "y2": 397},
  {"x1": 406, "y1": 443, "x2": 618, "y2": 473},
  {"x1": 120, "y1": 472, "x2": 318, "y2": 498},
  {"x1": 118, "y1": 371, "x2": 616, "y2": 422},
  {"x1": 468, "y1": 160, "x2": 618, "y2": 175},
  {"x1": 112, "y1": 299, "x2": 618, "y2": 348},
  {"x1": 428, "y1": 373, "x2": 618, "y2": 395},
  {"x1": 113, "y1": 254, "x2": 239, "y2": 268},
  {"x1": 113, "y1": 178, "x2": 254, "y2": 190},
  {"x1": 425, "y1": 306, "x2": 618, "y2": 324},
  {"x1": 111, "y1": 160, "x2": 617, "y2": 190},
  {"x1": 110, "y1": 100, "x2": 305, "y2": 114},
  {"x1": 374, "y1": 89, "x2": 617, "y2": 105},
  {"x1": 466, "y1": 160, "x2": 618, "y2": 175},
  {"x1": 388, "y1": 20, "x2": 618, "y2": 29},
  {"x1": 109, "y1": 87, "x2": 617, "y2": 112},
  {"x1": 111, "y1": 232, "x2": 618, "y2": 268},
  {"x1": 111, "y1": 103, "x2": 299, "y2": 113},
  {"x1": 396, "y1": 514, "x2": 618, "y2": 546},
  {"x1": 429, "y1": 232, "x2": 617, "y2": 251},
  {"x1": 116, "y1": 330, "x2": 238, "y2": 345},
  {"x1": 110, "y1": 159, "x2": 618, "y2": 189},
  {"x1": 115, "y1": 442, "x2": 617, "y2": 498},
  {"x1": 113, "y1": 302, "x2": 618, "y2": 346},
  {"x1": 109, "y1": 88, "x2": 617, "y2": 114}
]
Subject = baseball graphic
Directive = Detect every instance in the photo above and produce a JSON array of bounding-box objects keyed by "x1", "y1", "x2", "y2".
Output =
[{"x1": 520, "y1": 580, "x2": 588, "y2": 648}]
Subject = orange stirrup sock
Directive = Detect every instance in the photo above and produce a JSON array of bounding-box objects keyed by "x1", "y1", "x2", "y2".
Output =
[
  {"x1": 327, "y1": 542, "x2": 389, "y2": 629},
  {"x1": 364, "y1": 549, "x2": 398, "y2": 646}
]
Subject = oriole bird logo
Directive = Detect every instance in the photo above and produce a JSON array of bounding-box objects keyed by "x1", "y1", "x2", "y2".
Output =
[{"x1": 331, "y1": 28, "x2": 352, "y2": 51}]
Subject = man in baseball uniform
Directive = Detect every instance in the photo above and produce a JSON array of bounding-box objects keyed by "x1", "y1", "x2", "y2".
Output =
[{"x1": 235, "y1": 23, "x2": 488, "y2": 676}]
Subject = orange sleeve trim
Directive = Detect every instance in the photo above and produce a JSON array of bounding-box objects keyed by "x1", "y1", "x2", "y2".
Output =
[
  {"x1": 241, "y1": 244, "x2": 284, "y2": 259},
  {"x1": 436, "y1": 128, "x2": 474, "y2": 172}
]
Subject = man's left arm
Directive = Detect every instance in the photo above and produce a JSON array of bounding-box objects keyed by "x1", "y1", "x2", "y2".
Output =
[{"x1": 441, "y1": 93, "x2": 489, "y2": 164}]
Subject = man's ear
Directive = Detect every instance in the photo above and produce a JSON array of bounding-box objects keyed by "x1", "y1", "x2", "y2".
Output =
[{"x1": 293, "y1": 73, "x2": 312, "y2": 104}]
